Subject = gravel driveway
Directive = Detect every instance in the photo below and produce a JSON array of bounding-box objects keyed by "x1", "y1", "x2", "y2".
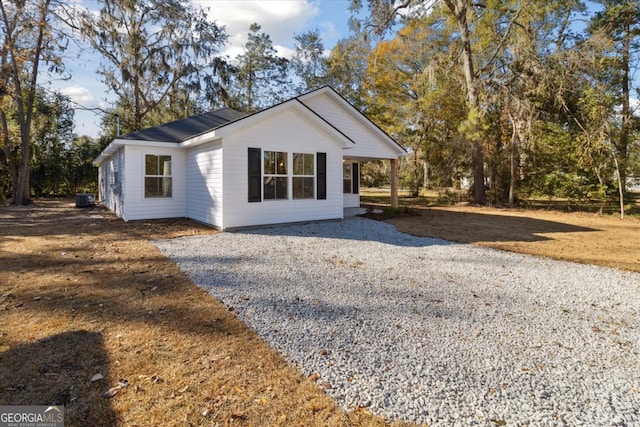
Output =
[{"x1": 154, "y1": 217, "x2": 640, "y2": 426}]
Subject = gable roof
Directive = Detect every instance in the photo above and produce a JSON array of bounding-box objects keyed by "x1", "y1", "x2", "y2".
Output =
[
  {"x1": 298, "y1": 86, "x2": 408, "y2": 157},
  {"x1": 120, "y1": 108, "x2": 246, "y2": 143},
  {"x1": 94, "y1": 86, "x2": 407, "y2": 166}
]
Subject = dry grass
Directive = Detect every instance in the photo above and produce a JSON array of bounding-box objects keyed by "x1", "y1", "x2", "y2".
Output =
[
  {"x1": 0, "y1": 199, "x2": 409, "y2": 427},
  {"x1": 2, "y1": 197, "x2": 638, "y2": 426},
  {"x1": 382, "y1": 206, "x2": 640, "y2": 274},
  {"x1": 361, "y1": 188, "x2": 640, "y2": 273}
]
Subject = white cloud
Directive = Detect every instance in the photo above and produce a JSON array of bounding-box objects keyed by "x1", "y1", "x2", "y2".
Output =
[
  {"x1": 60, "y1": 85, "x2": 96, "y2": 107},
  {"x1": 194, "y1": 0, "x2": 319, "y2": 57},
  {"x1": 319, "y1": 20, "x2": 340, "y2": 41}
]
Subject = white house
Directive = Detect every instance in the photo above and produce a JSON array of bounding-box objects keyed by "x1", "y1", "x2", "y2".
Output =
[{"x1": 93, "y1": 86, "x2": 407, "y2": 230}]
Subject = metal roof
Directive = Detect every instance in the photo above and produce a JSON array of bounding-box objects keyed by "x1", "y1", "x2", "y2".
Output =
[{"x1": 119, "y1": 108, "x2": 247, "y2": 143}]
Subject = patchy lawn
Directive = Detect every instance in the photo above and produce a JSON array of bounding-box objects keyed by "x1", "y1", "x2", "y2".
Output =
[
  {"x1": 0, "y1": 199, "x2": 407, "y2": 427},
  {"x1": 2, "y1": 198, "x2": 638, "y2": 426},
  {"x1": 384, "y1": 206, "x2": 640, "y2": 274}
]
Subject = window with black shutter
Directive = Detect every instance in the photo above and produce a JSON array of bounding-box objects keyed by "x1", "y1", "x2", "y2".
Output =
[
  {"x1": 316, "y1": 152, "x2": 326, "y2": 200},
  {"x1": 352, "y1": 163, "x2": 359, "y2": 194},
  {"x1": 248, "y1": 148, "x2": 261, "y2": 202}
]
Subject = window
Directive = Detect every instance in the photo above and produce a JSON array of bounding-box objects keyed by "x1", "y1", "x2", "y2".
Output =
[
  {"x1": 248, "y1": 148, "x2": 326, "y2": 202},
  {"x1": 343, "y1": 162, "x2": 359, "y2": 194},
  {"x1": 293, "y1": 153, "x2": 314, "y2": 199},
  {"x1": 145, "y1": 155, "x2": 172, "y2": 198},
  {"x1": 263, "y1": 151, "x2": 288, "y2": 200},
  {"x1": 343, "y1": 163, "x2": 352, "y2": 193}
]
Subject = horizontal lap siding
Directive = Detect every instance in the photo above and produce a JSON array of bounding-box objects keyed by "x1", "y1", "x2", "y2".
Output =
[
  {"x1": 222, "y1": 108, "x2": 343, "y2": 229},
  {"x1": 186, "y1": 142, "x2": 223, "y2": 228},
  {"x1": 122, "y1": 145, "x2": 187, "y2": 221},
  {"x1": 98, "y1": 148, "x2": 125, "y2": 218},
  {"x1": 304, "y1": 93, "x2": 397, "y2": 159},
  {"x1": 344, "y1": 193, "x2": 360, "y2": 208}
]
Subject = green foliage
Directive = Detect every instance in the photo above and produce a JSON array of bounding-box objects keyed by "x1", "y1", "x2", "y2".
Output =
[
  {"x1": 291, "y1": 29, "x2": 329, "y2": 93},
  {"x1": 81, "y1": 0, "x2": 227, "y2": 134},
  {"x1": 227, "y1": 23, "x2": 291, "y2": 112},
  {"x1": 0, "y1": 91, "x2": 101, "y2": 199}
]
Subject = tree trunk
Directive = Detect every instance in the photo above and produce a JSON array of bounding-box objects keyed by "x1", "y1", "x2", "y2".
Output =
[
  {"x1": 508, "y1": 117, "x2": 518, "y2": 207},
  {"x1": 444, "y1": 0, "x2": 486, "y2": 205},
  {"x1": 423, "y1": 159, "x2": 429, "y2": 190},
  {"x1": 1, "y1": 111, "x2": 18, "y2": 198},
  {"x1": 617, "y1": 13, "x2": 632, "y2": 203},
  {"x1": 1, "y1": 0, "x2": 51, "y2": 205}
]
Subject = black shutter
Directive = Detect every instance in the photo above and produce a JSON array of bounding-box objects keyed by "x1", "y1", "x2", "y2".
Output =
[
  {"x1": 316, "y1": 152, "x2": 326, "y2": 200},
  {"x1": 352, "y1": 162, "x2": 359, "y2": 194},
  {"x1": 248, "y1": 148, "x2": 261, "y2": 202}
]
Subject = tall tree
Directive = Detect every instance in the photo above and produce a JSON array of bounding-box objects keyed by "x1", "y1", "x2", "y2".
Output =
[
  {"x1": 229, "y1": 23, "x2": 290, "y2": 112},
  {"x1": 81, "y1": 0, "x2": 227, "y2": 135},
  {"x1": 364, "y1": 15, "x2": 468, "y2": 193},
  {"x1": 31, "y1": 91, "x2": 74, "y2": 196},
  {"x1": 0, "y1": 0, "x2": 66, "y2": 204},
  {"x1": 351, "y1": 0, "x2": 525, "y2": 204},
  {"x1": 587, "y1": 0, "x2": 640, "y2": 200},
  {"x1": 325, "y1": 34, "x2": 372, "y2": 110},
  {"x1": 291, "y1": 28, "x2": 328, "y2": 94}
]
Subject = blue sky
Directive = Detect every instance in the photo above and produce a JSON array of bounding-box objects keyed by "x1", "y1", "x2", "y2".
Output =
[{"x1": 52, "y1": 0, "x2": 354, "y2": 138}]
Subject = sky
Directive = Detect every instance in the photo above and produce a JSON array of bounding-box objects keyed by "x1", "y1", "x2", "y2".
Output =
[{"x1": 51, "y1": 0, "x2": 355, "y2": 138}]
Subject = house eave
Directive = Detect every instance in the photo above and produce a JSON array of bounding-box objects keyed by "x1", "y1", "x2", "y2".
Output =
[
  {"x1": 298, "y1": 86, "x2": 408, "y2": 158},
  {"x1": 93, "y1": 139, "x2": 182, "y2": 166}
]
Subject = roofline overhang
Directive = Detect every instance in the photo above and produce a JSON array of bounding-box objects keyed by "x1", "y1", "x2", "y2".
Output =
[
  {"x1": 298, "y1": 86, "x2": 408, "y2": 157},
  {"x1": 179, "y1": 98, "x2": 355, "y2": 149},
  {"x1": 93, "y1": 139, "x2": 182, "y2": 166}
]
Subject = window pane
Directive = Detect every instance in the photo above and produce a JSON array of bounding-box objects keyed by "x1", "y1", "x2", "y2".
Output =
[
  {"x1": 145, "y1": 177, "x2": 158, "y2": 197},
  {"x1": 343, "y1": 163, "x2": 351, "y2": 179},
  {"x1": 293, "y1": 177, "x2": 314, "y2": 199},
  {"x1": 162, "y1": 177, "x2": 172, "y2": 197},
  {"x1": 264, "y1": 176, "x2": 275, "y2": 199},
  {"x1": 275, "y1": 177, "x2": 288, "y2": 199},
  {"x1": 264, "y1": 151, "x2": 275, "y2": 175},
  {"x1": 159, "y1": 156, "x2": 172, "y2": 175},
  {"x1": 303, "y1": 177, "x2": 314, "y2": 198},
  {"x1": 276, "y1": 152, "x2": 287, "y2": 175},
  {"x1": 293, "y1": 153, "x2": 303, "y2": 175},
  {"x1": 145, "y1": 155, "x2": 158, "y2": 175},
  {"x1": 144, "y1": 177, "x2": 173, "y2": 197},
  {"x1": 344, "y1": 179, "x2": 352, "y2": 194},
  {"x1": 293, "y1": 177, "x2": 302, "y2": 199},
  {"x1": 304, "y1": 154, "x2": 314, "y2": 175}
]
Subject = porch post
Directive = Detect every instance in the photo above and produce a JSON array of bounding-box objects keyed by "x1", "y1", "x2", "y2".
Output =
[{"x1": 390, "y1": 158, "x2": 399, "y2": 208}]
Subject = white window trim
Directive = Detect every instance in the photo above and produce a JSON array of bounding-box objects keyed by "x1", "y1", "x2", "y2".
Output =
[{"x1": 144, "y1": 154, "x2": 173, "y2": 199}]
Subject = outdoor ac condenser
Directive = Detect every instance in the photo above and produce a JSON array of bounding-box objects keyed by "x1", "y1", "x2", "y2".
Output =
[{"x1": 75, "y1": 193, "x2": 95, "y2": 208}]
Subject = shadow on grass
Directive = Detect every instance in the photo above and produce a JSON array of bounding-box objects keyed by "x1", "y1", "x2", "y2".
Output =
[
  {"x1": 385, "y1": 208, "x2": 599, "y2": 244},
  {"x1": 0, "y1": 330, "x2": 116, "y2": 427}
]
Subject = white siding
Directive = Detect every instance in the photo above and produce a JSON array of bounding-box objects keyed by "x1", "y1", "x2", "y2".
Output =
[
  {"x1": 303, "y1": 93, "x2": 399, "y2": 159},
  {"x1": 98, "y1": 148, "x2": 125, "y2": 218},
  {"x1": 343, "y1": 193, "x2": 360, "y2": 208},
  {"x1": 222, "y1": 107, "x2": 343, "y2": 229},
  {"x1": 121, "y1": 145, "x2": 187, "y2": 221},
  {"x1": 186, "y1": 142, "x2": 223, "y2": 227}
]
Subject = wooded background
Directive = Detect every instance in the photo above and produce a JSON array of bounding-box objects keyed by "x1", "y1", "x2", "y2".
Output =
[{"x1": 1, "y1": 0, "x2": 638, "y2": 211}]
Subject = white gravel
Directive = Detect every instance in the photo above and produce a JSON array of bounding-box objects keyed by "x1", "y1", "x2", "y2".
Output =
[{"x1": 154, "y1": 217, "x2": 640, "y2": 426}]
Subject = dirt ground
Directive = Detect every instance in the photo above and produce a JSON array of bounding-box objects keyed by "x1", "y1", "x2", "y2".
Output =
[
  {"x1": 1, "y1": 199, "x2": 639, "y2": 426},
  {"x1": 0, "y1": 200, "x2": 405, "y2": 427}
]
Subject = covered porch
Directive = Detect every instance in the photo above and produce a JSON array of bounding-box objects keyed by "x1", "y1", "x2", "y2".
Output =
[{"x1": 343, "y1": 156, "x2": 400, "y2": 210}]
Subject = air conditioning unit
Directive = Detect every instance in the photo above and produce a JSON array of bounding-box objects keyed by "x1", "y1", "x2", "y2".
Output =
[{"x1": 75, "y1": 193, "x2": 95, "y2": 208}]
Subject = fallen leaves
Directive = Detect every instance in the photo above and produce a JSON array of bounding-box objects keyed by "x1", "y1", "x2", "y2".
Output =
[
  {"x1": 90, "y1": 373, "x2": 104, "y2": 382},
  {"x1": 102, "y1": 378, "x2": 129, "y2": 399},
  {"x1": 307, "y1": 372, "x2": 321, "y2": 382}
]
